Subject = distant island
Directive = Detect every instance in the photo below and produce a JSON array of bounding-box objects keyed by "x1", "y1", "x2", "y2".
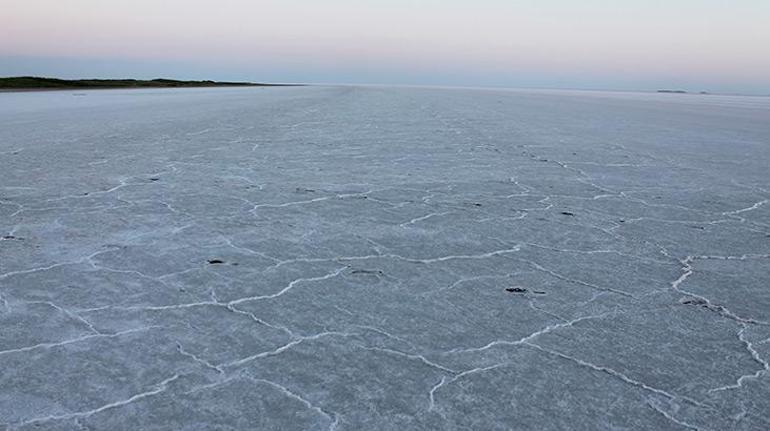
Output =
[
  {"x1": 0, "y1": 76, "x2": 298, "y2": 91},
  {"x1": 656, "y1": 89, "x2": 713, "y2": 95}
]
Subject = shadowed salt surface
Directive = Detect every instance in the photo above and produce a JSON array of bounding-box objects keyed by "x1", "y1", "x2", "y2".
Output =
[{"x1": 1, "y1": 86, "x2": 769, "y2": 430}]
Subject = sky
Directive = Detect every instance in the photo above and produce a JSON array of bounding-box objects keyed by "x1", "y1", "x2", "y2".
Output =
[{"x1": 1, "y1": 0, "x2": 769, "y2": 94}]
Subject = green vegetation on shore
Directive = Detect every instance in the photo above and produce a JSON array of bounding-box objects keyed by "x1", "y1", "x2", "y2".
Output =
[{"x1": 0, "y1": 76, "x2": 294, "y2": 90}]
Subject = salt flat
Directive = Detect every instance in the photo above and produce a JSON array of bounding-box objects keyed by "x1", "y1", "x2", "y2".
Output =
[{"x1": 1, "y1": 86, "x2": 769, "y2": 430}]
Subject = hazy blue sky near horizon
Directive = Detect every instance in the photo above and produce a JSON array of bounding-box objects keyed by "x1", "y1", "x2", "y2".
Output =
[{"x1": 1, "y1": 0, "x2": 769, "y2": 94}]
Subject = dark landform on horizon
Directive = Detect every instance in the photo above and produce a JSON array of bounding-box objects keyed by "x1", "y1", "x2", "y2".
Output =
[
  {"x1": 657, "y1": 89, "x2": 713, "y2": 95},
  {"x1": 0, "y1": 76, "x2": 299, "y2": 91}
]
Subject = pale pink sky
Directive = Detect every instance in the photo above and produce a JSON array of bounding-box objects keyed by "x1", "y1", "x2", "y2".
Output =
[{"x1": 2, "y1": 0, "x2": 769, "y2": 93}]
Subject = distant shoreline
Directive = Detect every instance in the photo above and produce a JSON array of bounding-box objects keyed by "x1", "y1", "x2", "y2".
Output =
[{"x1": 0, "y1": 76, "x2": 304, "y2": 92}]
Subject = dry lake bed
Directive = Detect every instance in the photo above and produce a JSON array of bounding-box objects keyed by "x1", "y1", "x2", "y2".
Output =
[{"x1": 1, "y1": 86, "x2": 769, "y2": 430}]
